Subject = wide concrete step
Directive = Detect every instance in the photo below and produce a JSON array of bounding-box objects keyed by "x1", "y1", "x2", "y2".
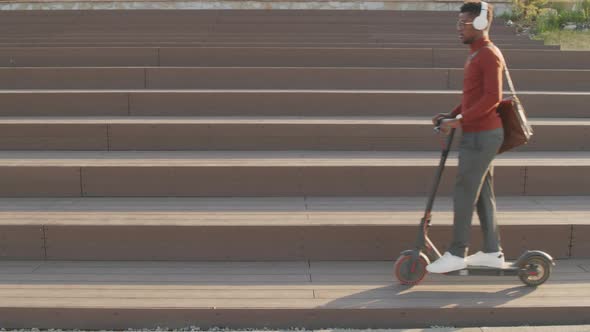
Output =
[
  {"x1": 1, "y1": 47, "x2": 585, "y2": 68},
  {"x1": 0, "y1": 10, "x2": 519, "y2": 36},
  {"x1": 0, "y1": 117, "x2": 587, "y2": 152},
  {"x1": 1, "y1": 90, "x2": 587, "y2": 118},
  {"x1": 0, "y1": 9, "x2": 482, "y2": 24},
  {"x1": 0, "y1": 196, "x2": 587, "y2": 260},
  {"x1": 0, "y1": 258, "x2": 588, "y2": 329},
  {"x1": 0, "y1": 33, "x2": 540, "y2": 44},
  {"x1": 0, "y1": 32, "x2": 538, "y2": 42},
  {"x1": 0, "y1": 151, "x2": 588, "y2": 197},
  {"x1": 0, "y1": 9, "x2": 463, "y2": 18},
  {"x1": 0, "y1": 32, "x2": 541, "y2": 48},
  {"x1": 0, "y1": 23, "x2": 519, "y2": 34},
  {"x1": 0, "y1": 12, "x2": 497, "y2": 23},
  {"x1": 0, "y1": 30, "x2": 519, "y2": 43},
  {"x1": 0, "y1": 67, "x2": 585, "y2": 91},
  {"x1": 0, "y1": 41, "x2": 554, "y2": 50}
]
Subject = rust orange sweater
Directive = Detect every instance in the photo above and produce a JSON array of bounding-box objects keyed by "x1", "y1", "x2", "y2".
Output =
[{"x1": 450, "y1": 36, "x2": 504, "y2": 133}]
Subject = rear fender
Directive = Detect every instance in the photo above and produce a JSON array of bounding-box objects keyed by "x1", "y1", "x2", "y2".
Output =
[{"x1": 514, "y1": 250, "x2": 555, "y2": 267}]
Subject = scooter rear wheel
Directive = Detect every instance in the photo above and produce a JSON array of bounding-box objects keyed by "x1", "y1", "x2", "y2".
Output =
[
  {"x1": 394, "y1": 252, "x2": 429, "y2": 285},
  {"x1": 518, "y1": 255, "x2": 552, "y2": 287}
]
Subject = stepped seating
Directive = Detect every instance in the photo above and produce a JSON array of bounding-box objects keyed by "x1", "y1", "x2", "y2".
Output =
[
  {"x1": 0, "y1": 9, "x2": 588, "y2": 329},
  {"x1": 0, "y1": 259, "x2": 589, "y2": 330}
]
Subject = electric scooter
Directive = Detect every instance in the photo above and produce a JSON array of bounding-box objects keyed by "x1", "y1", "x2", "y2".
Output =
[{"x1": 393, "y1": 120, "x2": 555, "y2": 287}]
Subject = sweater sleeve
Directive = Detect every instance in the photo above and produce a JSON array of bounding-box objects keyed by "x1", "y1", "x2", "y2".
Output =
[
  {"x1": 460, "y1": 48, "x2": 503, "y2": 123},
  {"x1": 450, "y1": 103, "x2": 462, "y2": 117}
]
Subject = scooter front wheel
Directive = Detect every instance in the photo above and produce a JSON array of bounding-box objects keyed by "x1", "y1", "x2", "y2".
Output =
[
  {"x1": 394, "y1": 252, "x2": 429, "y2": 285},
  {"x1": 518, "y1": 255, "x2": 552, "y2": 287}
]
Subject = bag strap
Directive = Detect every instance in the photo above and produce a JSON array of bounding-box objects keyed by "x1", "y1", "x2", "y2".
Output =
[{"x1": 472, "y1": 44, "x2": 518, "y2": 99}]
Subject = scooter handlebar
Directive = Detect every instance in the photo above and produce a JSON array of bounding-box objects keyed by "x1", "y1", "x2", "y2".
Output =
[{"x1": 434, "y1": 114, "x2": 462, "y2": 133}]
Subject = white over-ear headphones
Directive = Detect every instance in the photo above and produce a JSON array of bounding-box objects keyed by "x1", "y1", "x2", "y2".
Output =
[{"x1": 473, "y1": 1, "x2": 489, "y2": 30}]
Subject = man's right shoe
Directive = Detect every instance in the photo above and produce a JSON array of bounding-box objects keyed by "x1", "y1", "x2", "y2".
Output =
[{"x1": 466, "y1": 251, "x2": 505, "y2": 268}]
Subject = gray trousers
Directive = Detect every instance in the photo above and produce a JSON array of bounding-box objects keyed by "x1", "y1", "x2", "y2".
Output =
[{"x1": 449, "y1": 127, "x2": 504, "y2": 258}]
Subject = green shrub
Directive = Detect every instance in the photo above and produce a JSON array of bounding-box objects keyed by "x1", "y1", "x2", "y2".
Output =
[
  {"x1": 578, "y1": 0, "x2": 590, "y2": 21},
  {"x1": 559, "y1": 7, "x2": 587, "y2": 24},
  {"x1": 510, "y1": 0, "x2": 549, "y2": 24},
  {"x1": 508, "y1": 0, "x2": 590, "y2": 33},
  {"x1": 535, "y1": 8, "x2": 560, "y2": 32}
]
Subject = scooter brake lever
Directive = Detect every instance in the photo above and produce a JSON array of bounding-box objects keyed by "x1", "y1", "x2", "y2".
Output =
[{"x1": 434, "y1": 119, "x2": 442, "y2": 133}]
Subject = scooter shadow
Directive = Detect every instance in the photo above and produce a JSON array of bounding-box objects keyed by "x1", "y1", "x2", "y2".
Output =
[{"x1": 321, "y1": 283, "x2": 537, "y2": 309}]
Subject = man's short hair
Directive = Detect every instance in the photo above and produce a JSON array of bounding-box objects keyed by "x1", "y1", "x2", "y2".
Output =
[{"x1": 460, "y1": 2, "x2": 494, "y2": 28}]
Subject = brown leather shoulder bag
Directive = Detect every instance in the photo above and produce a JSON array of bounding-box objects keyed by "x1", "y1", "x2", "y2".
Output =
[{"x1": 486, "y1": 45, "x2": 534, "y2": 154}]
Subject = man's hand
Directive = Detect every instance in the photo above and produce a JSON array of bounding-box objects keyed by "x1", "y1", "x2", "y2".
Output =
[
  {"x1": 439, "y1": 117, "x2": 461, "y2": 135},
  {"x1": 432, "y1": 113, "x2": 451, "y2": 126}
]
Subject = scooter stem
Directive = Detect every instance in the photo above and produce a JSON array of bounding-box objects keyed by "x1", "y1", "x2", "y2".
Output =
[
  {"x1": 413, "y1": 126, "x2": 456, "y2": 260},
  {"x1": 423, "y1": 127, "x2": 456, "y2": 218}
]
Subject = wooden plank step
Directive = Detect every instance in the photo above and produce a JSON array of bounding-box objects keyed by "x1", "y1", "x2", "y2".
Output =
[
  {"x1": 0, "y1": 42, "x2": 542, "y2": 50},
  {"x1": 0, "y1": 42, "x2": 554, "y2": 50},
  {"x1": 0, "y1": 67, "x2": 584, "y2": 91},
  {"x1": 0, "y1": 10, "x2": 519, "y2": 35},
  {"x1": 1, "y1": 47, "x2": 584, "y2": 68},
  {"x1": 0, "y1": 196, "x2": 587, "y2": 260},
  {"x1": 8, "y1": 27, "x2": 517, "y2": 36},
  {"x1": 0, "y1": 259, "x2": 588, "y2": 329},
  {"x1": 1, "y1": 23, "x2": 517, "y2": 31},
  {"x1": 172, "y1": 46, "x2": 587, "y2": 68},
  {"x1": 0, "y1": 116, "x2": 587, "y2": 151},
  {"x1": 0, "y1": 31, "x2": 519, "y2": 42},
  {"x1": 0, "y1": 11, "x2": 475, "y2": 21},
  {"x1": 0, "y1": 10, "x2": 477, "y2": 23},
  {"x1": 0, "y1": 9, "x2": 463, "y2": 17},
  {"x1": 1, "y1": 90, "x2": 587, "y2": 117},
  {"x1": 2, "y1": 196, "x2": 587, "y2": 226},
  {"x1": 0, "y1": 47, "x2": 161, "y2": 67},
  {"x1": 0, "y1": 32, "x2": 536, "y2": 41},
  {"x1": 153, "y1": 48, "x2": 590, "y2": 69},
  {"x1": 2, "y1": 47, "x2": 576, "y2": 68},
  {"x1": 0, "y1": 36, "x2": 540, "y2": 44},
  {"x1": 0, "y1": 30, "x2": 519, "y2": 41},
  {"x1": 0, "y1": 151, "x2": 588, "y2": 197}
]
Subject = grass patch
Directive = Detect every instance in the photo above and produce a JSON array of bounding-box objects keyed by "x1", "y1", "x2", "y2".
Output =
[
  {"x1": 502, "y1": 0, "x2": 590, "y2": 49},
  {"x1": 533, "y1": 29, "x2": 590, "y2": 49}
]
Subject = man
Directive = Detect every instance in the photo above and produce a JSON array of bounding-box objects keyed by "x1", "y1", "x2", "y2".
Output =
[{"x1": 426, "y1": 1, "x2": 506, "y2": 273}]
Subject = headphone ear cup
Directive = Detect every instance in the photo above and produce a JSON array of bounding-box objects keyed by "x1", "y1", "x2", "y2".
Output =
[{"x1": 473, "y1": 15, "x2": 488, "y2": 30}]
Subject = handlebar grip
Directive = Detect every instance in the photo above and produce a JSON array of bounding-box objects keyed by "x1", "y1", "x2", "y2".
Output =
[{"x1": 434, "y1": 114, "x2": 462, "y2": 132}]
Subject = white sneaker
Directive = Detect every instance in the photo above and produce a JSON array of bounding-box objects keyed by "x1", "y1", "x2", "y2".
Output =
[
  {"x1": 426, "y1": 252, "x2": 467, "y2": 273},
  {"x1": 466, "y1": 251, "x2": 505, "y2": 268}
]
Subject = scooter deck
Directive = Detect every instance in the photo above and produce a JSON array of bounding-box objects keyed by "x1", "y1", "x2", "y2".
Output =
[{"x1": 446, "y1": 263, "x2": 520, "y2": 277}]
